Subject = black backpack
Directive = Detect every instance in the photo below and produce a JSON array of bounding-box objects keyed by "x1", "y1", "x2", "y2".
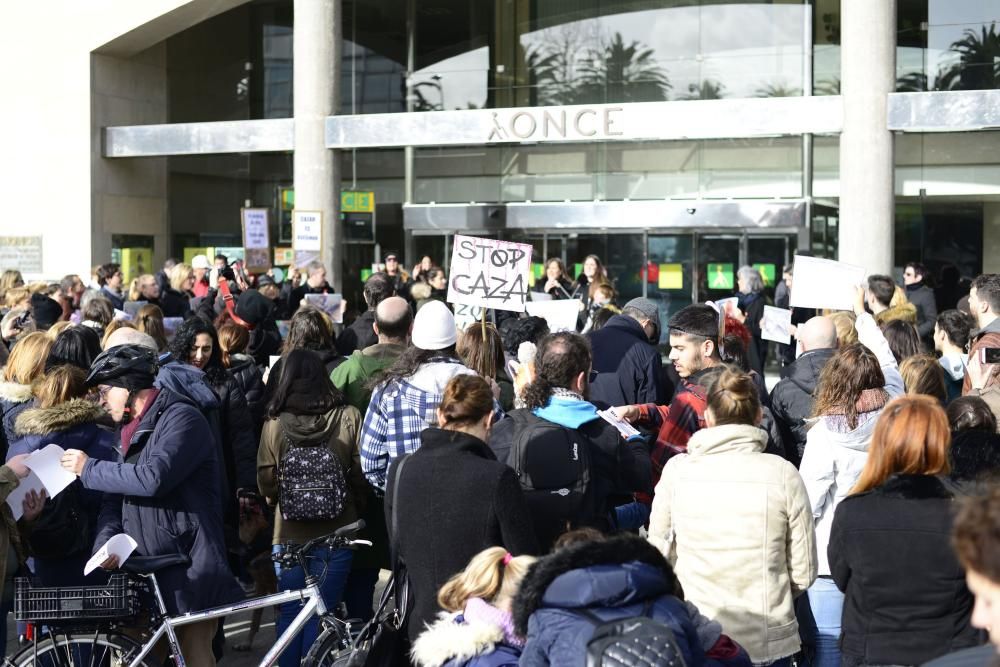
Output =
[
  {"x1": 26, "y1": 481, "x2": 90, "y2": 560},
  {"x1": 278, "y1": 427, "x2": 349, "y2": 522},
  {"x1": 506, "y1": 410, "x2": 592, "y2": 542},
  {"x1": 581, "y1": 601, "x2": 687, "y2": 667}
]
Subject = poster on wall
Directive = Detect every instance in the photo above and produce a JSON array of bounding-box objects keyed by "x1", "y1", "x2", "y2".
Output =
[
  {"x1": 446, "y1": 234, "x2": 533, "y2": 313},
  {"x1": 274, "y1": 247, "x2": 295, "y2": 266},
  {"x1": 0, "y1": 236, "x2": 42, "y2": 273},
  {"x1": 184, "y1": 247, "x2": 214, "y2": 265},
  {"x1": 120, "y1": 248, "x2": 152, "y2": 283},
  {"x1": 242, "y1": 208, "x2": 270, "y2": 271},
  {"x1": 292, "y1": 210, "x2": 322, "y2": 268}
]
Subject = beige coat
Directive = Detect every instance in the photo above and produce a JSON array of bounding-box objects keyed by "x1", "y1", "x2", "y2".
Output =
[{"x1": 648, "y1": 424, "x2": 817, "y2": 664}]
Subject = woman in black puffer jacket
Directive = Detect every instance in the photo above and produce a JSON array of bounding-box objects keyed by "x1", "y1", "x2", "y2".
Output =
[
  {"x1": 217, "y1": 321, "x2": 266, "y2": 440},
  {"x1": 169, "y1": 319, "x2": 258, "y2": 525}
]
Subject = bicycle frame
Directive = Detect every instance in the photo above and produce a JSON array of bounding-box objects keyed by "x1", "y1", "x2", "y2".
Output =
[{"x1": 127, "y1": 572, "x2": 329, "y2": 667}]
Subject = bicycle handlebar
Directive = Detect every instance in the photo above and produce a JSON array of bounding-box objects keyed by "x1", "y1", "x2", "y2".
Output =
[{"x1": 271, "y1": 521, "x2": 369, "y2": 569}]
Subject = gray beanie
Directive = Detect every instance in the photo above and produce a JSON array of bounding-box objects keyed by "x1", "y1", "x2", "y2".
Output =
[{"x1": 623, "y1": 297, "x2": 659, "y2": 322}]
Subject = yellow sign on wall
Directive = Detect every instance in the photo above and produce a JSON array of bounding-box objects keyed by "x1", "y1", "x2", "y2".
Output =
[
  {"x1": 658, "y1": 264, "x2": 684, "y2": 290},
  {"x1": 341, "y1": 191, "x2": 375, "y2": 213},
  {"x1": 121, "y1": 248, "x2": 152, "y2": 283}
]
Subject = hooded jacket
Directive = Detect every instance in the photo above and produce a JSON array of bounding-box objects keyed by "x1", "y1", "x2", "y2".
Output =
[
  {"x1": 412, "y1": 599, "x2": 522, "y2": 667},
  {"x1": 648, "y1": 424, "x2": 817, "y2": 663},
  {"x1": 873, "y1": 302, "x2": 917, "y2": 326},
  {"x1": 588, "y1": 314, "x2": 671, "y2": 407},
  {"x1": 964, "y1": 316, "x2": 1000, "y2": 395},
  {"x1": 940, "y1": 352, "x2": 967, "y2": 403},
  {"x1": 770, "y1": 347, "x2": 836, "y2": 463},
  {"x1": 0, "y1": 381, "x2": 34, "y2": 460},
  {"x1": 386, "y1": 428, "x2": 538, "y2": 644},
  {"x1": 330, "y1": 343, "x2": 405, "y2": 413},
  {"x1": 512, "y1": 534, "x2": 708, "y2": 667},
  {"x1": 798, "y1": 312, "x2": 904, "y2": 575},
  {"x1": 829, "y1": 475, "x2": 977, "y2": 665},
  {"x1": 256, "y1": 405, "x2": 365, "y2": 544},
  {"x1": 81, "y1": 388, "x2": 243, "y2": 615}
]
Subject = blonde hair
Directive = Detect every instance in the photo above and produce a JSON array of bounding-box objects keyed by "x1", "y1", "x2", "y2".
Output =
[
  {"x1": 437, "y1": 547, "x2": 535, "y2": 613},
  {"x1": 128, "y1": 274, "x2": 157, "y2": 302},
  {"x1": 3, "y1": 287, "x2": 29, "y2": 309},
  {"x1": 2, "y1": 332, "x2": 53, "y2": 385},
  {"x1": 33, "y1": 365, "x2": 88, "y2": 409},
  {"x1": 827, "y1": 311, "x2": 858, "y2": 347},
  {"x1": 101, "y1": 320, "x2": 136, "y2": 350},
  {"x1": 0, "y1": 270, "x2": 24, "y2": 296},
  {"x1": 45, "y1": 321, "x2": 74, "y2": 340},
  {"x1": 169, "y1": 263, "x2": 193, "y2": 292}
]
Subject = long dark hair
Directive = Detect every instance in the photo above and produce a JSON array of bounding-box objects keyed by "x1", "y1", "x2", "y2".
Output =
[
  {"x1": 367, "y1": 344, "x2": 459, "y2": 391},
  {"x1": 813, "y1": 343, "x2": 886, "y2": 429},
  {"x1": 169, "y1": 317, "x2": 225, "y2": 383},
  {"x1": 267, "y1": 349, "x2": 344, "y2": 418},
  {"x1": 284, "y1": 306, "x2": 336, "y2": 355}
]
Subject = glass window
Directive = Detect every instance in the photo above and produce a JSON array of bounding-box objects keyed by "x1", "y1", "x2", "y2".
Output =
[{"x1": 648, "y1": 234, "x2": 695, "y2": 340}]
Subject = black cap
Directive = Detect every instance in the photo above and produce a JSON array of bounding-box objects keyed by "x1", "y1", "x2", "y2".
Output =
[
  {"x1": 30, "y1": 293, "x2": 63, "y2": 331},
  {"x1": 235, "y1": 289, "x2": 275, "y2": 326},
  {"x1": 383, "y1": 252, "x2": 399, "y2": 262}
]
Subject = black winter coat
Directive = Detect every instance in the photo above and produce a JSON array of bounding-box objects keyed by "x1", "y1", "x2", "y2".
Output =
[
  {"x1": 738, "y1": 292, "x2": 768, "y2": 376},
  {"x1": 588, "y1": 315, "x2": 671, "y2": 407},
  {"x1": 204, "y1": 366, "x2": 258, "y2": 496},
  {"x1": 228, "y1": 354, "x2": 266, "y2": 439},
  {"x1": 337, "y1": 309, "x2": 377, "y2": 356},
  {"x1": 829, "y1": 474, "x2": 977, "y2": 666},
  {"x1": 385, "y1": 428, "x2": 539, "y2": 644},
  {"x1": 83, "y1": 389, "x2": 243, "y2": 615},
  {"x1": 906, "y1": 283, "x2": 938, "y2": 340},
  {"x1": 158, "y1": 288, "x2": 191, "y2": 318},
  {"x1": 770, "y1": 348, "x2": 835, "y2": 464}
]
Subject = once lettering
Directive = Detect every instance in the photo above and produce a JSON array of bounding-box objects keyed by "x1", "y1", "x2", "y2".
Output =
[
  {"x1": 604, "y1": 107, "x2": 624, "y2": 136},
  {"x1": 510, "y1": 112, "x2": 538, "y2": 139},
  {"x1": 542, "y1": 110, "x2": 567, "y2": 139},
  {"x1": 573, "y1": 109, "x2": 598, "y2": 137}
]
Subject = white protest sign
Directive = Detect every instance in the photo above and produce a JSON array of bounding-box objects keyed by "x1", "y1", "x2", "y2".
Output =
[
  {"x1": 790, "y1": 255, "x2": 866, "y2": 311},
  {"x1": 242, "y1": 208, "x2": 270, "y2": 249},
  {"x1": 447, "y1": 235, "x2": 533, "y2": 313},
  {"x1": 85, "y1": 534, "x2": 138, "y2": 575},
  {"x1": 762, "y1": 305, "x2": 793, "y2": 344},
  {"x1": 304, "y1": 293, "x2": 345, "y2": 324},
  {"x1": 454, "y1": 303, "x2": 486, "y2": 333},
  {"x1": 525, "y1": 299, "x2": 582, "y2": 333},
  {"x1": 293, "y1": 210, "x2": 322, "y2": 268}
]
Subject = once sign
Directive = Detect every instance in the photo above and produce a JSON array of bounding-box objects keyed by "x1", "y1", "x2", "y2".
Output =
[
  {"x1": 487, "y1": 106, "x2": 624, "y2": 142},
  {"x1": 447, "y1": 235, "x2": 533, "y2": 313}
]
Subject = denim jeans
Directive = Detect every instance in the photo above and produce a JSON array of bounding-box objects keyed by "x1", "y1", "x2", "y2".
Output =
[
  {"x1": 806, "y1": 577, "x2": 844, "y2": 667},
  {"x1": 273, "y1": 544, "x2": 353, "y2": 667}
]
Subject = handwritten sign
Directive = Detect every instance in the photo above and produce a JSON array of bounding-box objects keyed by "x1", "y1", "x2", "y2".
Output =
[
  {"x1": 790, "y1": 255, "x2": 866, "y2": 311},
  {"x1": 447, "y1": 235, "x2": 532, "y2": 313},
  {"x1": 242, "y1": 209, "x2": 270, "y2": 249},
  {"x1": 293, "y1": 210, "x2": 322, "y2": 267},
  {"x1": 454, "y1": 303, "x2": 487, "y2": 333},
  {"x1": 304, "y1": 293, "x2": 345, "y2": 324},
  {"x1": 762, "y1": 305, "x2": 793, "y2": 344}
]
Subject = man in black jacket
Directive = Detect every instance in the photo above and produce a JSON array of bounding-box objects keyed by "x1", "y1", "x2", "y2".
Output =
[
  {"x1": 769, "y1": 315, "x2": 838, "y2": 465},
  {"x1": 489, "y1": 332, "x2": 651, "y2": 548},
  {"x1": 904, "y1": 261, "x2": 938, "y2": 342},
  {"x1": 587, "y1": 297, "x2": 672, "y2": 407},
  {"x1": 337, "y1": 272, "x2": 394, "y2": 355}
]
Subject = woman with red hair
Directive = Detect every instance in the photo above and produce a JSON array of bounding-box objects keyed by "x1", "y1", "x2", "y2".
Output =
[{"x1": 828, "y1": 395, "x2": 977, "y2": 666}]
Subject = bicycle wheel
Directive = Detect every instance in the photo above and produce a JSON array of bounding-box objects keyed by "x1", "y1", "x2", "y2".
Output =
[
  {"x1": 6, "y1": 629, "x2": 158, "y2": 667},
  {"x1": 302, "y1": 624, "x2": 351, "y2": 667}
]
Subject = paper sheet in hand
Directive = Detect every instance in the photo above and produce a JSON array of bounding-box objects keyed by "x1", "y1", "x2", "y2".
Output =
[
  {"x1": 790, "y1": 255, "x2": 866, "y2": 311},
  {"x1": 5, "y1": 471, "x2": 45, "y2": 521},
  {"x1": 711, "y1": 297, "x2": 739, "y2": 318},
  {"x1": 525, "y1": 299, "x2": 582, "y2": 333},
  {"x1": 597, "y1": 410, "x2": 641, "y2": 440},
  {"x1": 762, "y1": 306, "x2": 793, "y2": 344},
  {"x1": 303, "y1": 293, "x2": 344, "y2": 324},
  {"x1": 24, "y1": 444, "x2": 77, "y2": 498},
  {"x1": 85, "y1": 534, "x2": 138, "y2": 575}
]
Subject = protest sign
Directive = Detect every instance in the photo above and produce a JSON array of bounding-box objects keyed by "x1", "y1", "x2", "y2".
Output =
[
  {"x1": 447, "y1": 235, "x2": 533, "y2": 313},
  {"x1": 454, "y1": 303, "x2": 487, "y2": 333},
  {"x1": 242, "y1": 208, "x2": 270, "y2": 270},
  {"x1": 526, "y1": 299, "x2": 582, "y2": 333},
  {"x1": 293, "y1": 210, "x2": 322, "y2": 268},
  {"x1": 790, "y1": 255, "x2": 866, "y2": 311},
  {"x1": 304, "y1": 293, "x2": 345, "y2": 324},
  {"x1": 762, "y1": 305, "x2": 793, "y2": 344}
]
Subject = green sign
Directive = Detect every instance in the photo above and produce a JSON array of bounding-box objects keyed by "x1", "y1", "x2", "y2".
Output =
[
  {"x1": 753, "y1": 263, "x2": 776, "y2": 287},
  {"x1": 361, "y1": 268, "x2": 373, "y2": 282},
  {"x1": 707, "y1": 263, "x2": 734, "y2": 290},
  {"x1": 341, "y1": 190, "x2": 375, "y2": 213}
]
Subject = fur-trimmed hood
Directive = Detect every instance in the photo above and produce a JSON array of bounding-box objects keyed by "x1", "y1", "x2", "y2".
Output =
[
  {"x1": 411, "y1": 612, "x2": 507, "y2": 667},
  {"x1": 511, "y1": 535, "x2": 674, "y2": 636},
  {"x1": 14, "y1": 399, "x2": 107, "y2": 436},
  {"x1": 0, "y1": 381, "x2": 32, "y2": 405},
  {"x1": 874, "y1": 302, "x2": 917, "y2": 326}
]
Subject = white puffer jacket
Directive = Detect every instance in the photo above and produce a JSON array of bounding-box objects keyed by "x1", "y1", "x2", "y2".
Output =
[
  {"x1": 648, "y1": 423, "x2": 817, "y2": 664},
  {"x1": 798, "y1": 312, "x2": 905, "y2": 575}
]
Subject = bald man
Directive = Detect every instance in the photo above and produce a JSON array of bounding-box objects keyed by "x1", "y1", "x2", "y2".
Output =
[{"x1": 770, "y1": 315, "x2": 839, "y2": 465}]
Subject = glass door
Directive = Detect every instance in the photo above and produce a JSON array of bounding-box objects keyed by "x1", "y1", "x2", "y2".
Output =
[
  {"x1": 746, "y1": 235, "x2": 796, "y2": 301},
  {"x1": 647, "y1": 234, "x2": 694, "y2": 343},
  {"x1": 696, "y1": 235, "x2": 742, "y2": 303}
]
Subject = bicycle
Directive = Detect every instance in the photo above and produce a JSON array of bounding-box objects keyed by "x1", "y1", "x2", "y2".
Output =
[{"x1": 5, "y1": 520, "x2": 371, "y2": 666}]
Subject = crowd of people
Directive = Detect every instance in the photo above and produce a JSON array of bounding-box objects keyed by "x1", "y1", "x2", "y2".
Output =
[{"x1": 0, "y1": 251, "x2": 998, "y2": 667}]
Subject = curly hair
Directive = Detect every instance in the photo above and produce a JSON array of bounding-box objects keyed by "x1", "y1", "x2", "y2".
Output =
[
  {"x1": 812, "y1": 343, "x2": 886, "y2": 429},
  {"x1": 523, "y1": 332, "x2": 591, "y2": 409},
  {"x1": 169, "y1": 317, "x2": 226, "y2": 383}
]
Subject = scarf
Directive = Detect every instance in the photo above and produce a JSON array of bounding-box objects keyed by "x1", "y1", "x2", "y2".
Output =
[
  {"x1": 551, "y1": 387, "x2": 584, "y2": 402},
  {"x1": 823, "y1": 388, "x2": 890, "y2": 432},
  {"x1": 464, "y1": 598, "x2": 523, "y2": 649}
]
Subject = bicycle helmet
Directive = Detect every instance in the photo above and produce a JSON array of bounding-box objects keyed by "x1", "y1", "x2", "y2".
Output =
[{"x1": 86, "y1": 344, "x2": 159, "y2": 391}]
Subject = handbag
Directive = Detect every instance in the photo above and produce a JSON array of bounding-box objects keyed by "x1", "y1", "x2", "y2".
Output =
[{"x1": 340, "y1": 455, "x2": 412, "y2": 667}]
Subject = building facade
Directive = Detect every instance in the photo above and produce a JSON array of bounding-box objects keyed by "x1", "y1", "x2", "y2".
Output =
[{"x1": 2, "y1": 0, "x2": 999, "y2": 325}]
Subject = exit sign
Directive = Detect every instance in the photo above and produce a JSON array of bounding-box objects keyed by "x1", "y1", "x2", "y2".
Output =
[{"x1": 341, "y1": 191, "x2": 375, "y2": 213}]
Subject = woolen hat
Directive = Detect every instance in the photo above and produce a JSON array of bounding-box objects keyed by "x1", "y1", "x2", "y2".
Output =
[
  {"x1": 190, "y1": 254, "x2": 211, "y2": 270},
  {"x1": 411, "y1": 300, "x2": 457, "y2": 350},
  {"x1": 235, "y1": 289, "x2": 275, "y2": 327},
  {"x1": 30, "y1": 293, "x2": 63, "y2": 331},
  {"x1": 623, "y1": 297, "x2": 660, "y2": 322}
]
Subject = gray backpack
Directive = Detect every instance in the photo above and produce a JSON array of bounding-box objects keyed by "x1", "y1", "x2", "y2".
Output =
[
  {"x1": 581, "y1": 601, "x2": 687, "y2": 667},
  {"x1": 278, "y1": 427, "x2": 348, "y2": 521}
]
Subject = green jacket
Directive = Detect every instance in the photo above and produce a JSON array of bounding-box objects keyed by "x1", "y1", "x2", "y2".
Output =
[{"x1": 330, "y1": 343, "x2": 406, "y2": 413}]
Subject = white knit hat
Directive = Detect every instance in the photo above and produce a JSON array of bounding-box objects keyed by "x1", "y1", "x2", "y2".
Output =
[
  {"x1": 412, "y1": 300, "x2": 457, "y2": 350},
  {"x1": 191, "y1": 254, "x2": 211, "y2": 270}
]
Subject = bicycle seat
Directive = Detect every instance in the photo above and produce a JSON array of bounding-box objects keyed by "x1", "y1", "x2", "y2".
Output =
[
  {"x1": 333, "y1": 520, "x2": 366, "y2": 537},
  {"x1": 122, "y1": 554, "x2": 192, "y2": 575}
]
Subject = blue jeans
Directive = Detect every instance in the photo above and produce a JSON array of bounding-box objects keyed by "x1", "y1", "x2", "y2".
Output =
[
  {"x1": 807, "y1": 577, "x2": 844, "y2": 667},
  {"x1": 273, "y1": 544, "x2": 353, "y2": 667}
]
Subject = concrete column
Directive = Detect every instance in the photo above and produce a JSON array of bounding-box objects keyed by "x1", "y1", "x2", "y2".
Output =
[
  {"x1": 838, "y1": 0, "x2": 895, "y2": 274},
  {"x1": 294, "y1": 0, "x2": 342, "y2": 289}
]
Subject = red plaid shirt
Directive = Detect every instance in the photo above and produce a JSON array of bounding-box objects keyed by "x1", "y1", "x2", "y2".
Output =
[{"x1": 634, "y1": 375, "x2": 709, "y2": 504}]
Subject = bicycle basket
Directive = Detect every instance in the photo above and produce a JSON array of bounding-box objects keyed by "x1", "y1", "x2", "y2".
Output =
[{"x1": 14, "y1": 574, "x2": 141, "y2": 623}]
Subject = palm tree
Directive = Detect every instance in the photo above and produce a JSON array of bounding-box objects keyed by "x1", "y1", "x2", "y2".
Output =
[
  {"x1": 814, "y1": 76, "x2": 840, "y2": 96},
  {"x1": 575, "y1": 32, "x2": 671, "y2": 104},
  {"x1": 936, "y1": 22, "x2": 1000, "y2": 91},
  {"x1": 755, "y1": 82, "x2": 802, "y2": 97},
  {"x1": 680, "y1": 79, "x2": 726, "y2": 100}
]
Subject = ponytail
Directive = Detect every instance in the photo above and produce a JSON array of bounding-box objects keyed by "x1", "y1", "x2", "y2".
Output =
[{"x1": 437, "y1": 547, "x2": 536, "y2": 612}]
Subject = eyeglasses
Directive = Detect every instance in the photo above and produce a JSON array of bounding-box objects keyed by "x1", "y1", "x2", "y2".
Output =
[{"x1": 97, "y1": 385, "x2": 112, "y2": 400}]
